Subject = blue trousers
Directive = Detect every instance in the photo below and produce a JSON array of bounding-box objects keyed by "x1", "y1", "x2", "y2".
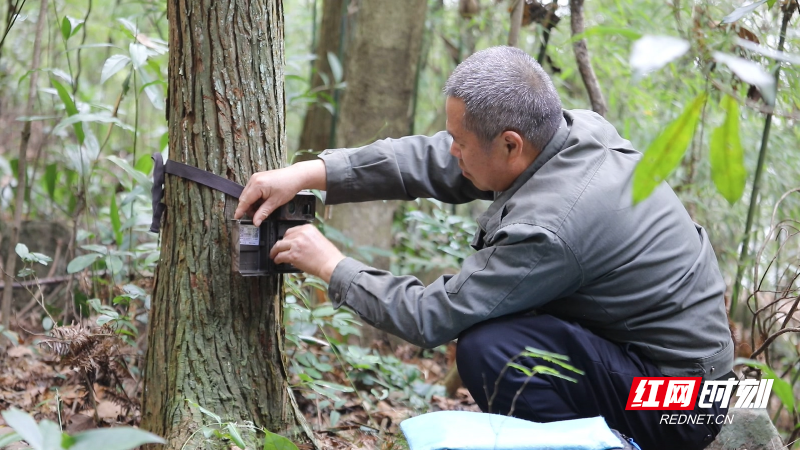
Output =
[{"x1": 456, "y1": 314, "x2": 726, "y2": 450}]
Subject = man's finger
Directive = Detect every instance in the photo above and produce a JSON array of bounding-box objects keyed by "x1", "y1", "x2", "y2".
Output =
[
  {"x1": 269, "y1": 238, "x2": 291, "y2": 260},
  {"x1": 253, "y1": 200, "x2": 277, "y2": 227},
  {"x1": 235, "y1": 185, "x2": 261, "y2": 220}
]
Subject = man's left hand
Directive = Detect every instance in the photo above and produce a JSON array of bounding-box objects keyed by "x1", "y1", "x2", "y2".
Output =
[{"x1": 270, "y1": 224, "x2": 345, "y2": 283}]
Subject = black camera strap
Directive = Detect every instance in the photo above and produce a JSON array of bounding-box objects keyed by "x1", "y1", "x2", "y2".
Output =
[{"x1": 149, "y1": 153, "x2": 245, "y2": 233}]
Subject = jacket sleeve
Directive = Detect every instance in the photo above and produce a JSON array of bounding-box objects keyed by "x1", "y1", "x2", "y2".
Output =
[
  {"x1": 317, "y1": 132, "x2": 493, "y2": 204},
  {"x1": 327, "y1": 223, "x2": 584, "y2": 348}
]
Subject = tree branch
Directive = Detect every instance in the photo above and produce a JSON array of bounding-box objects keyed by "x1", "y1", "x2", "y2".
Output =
[
  {"x1": 569, "y1": 0, "x2": 607, "y2": 116},
  {"x1": 508, "y1": 0, "x2": 524, "y2": 47}
]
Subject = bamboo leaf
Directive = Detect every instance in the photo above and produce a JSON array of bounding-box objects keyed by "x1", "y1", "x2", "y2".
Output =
[
  {"x1": 327, "y1": 52, "x2": 343, "y2": 84},
  {"x1": 713, "y1": 52, "x2": 776, "y2": 105},
  {"x1": 506, "y1": 362, "x2": 533, "y2": 377},
  {"x1": 710, "y1": 95, "x2": 746, "y2": 204},
  {"x1": 226, "y1": 424, "x2": 246, "y2": 448},
  {"x1": 722, "y1": 0, "x2": 767, "y2": 23},
  {"x1": 51, "y1": 77, "x2": 85, "y2": 144},
  {"x1": 44, "y1": 163, "x2": 58, "y2": 199},
  {"x1": 110, "y1": 193, "x2": 123, "y2": 246},
  {"x1": 101, "y1": 55, "x2": 131, "y2": 84},
  {"x1": 633, "y1": 93, "x2": 707, "y2": 203},
  {"x1": 630, "y1": 35, "x2": 690, "y2": 79}
]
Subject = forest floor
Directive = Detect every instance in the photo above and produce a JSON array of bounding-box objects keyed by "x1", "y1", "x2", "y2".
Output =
[{"x1": 0, "y1": 304, "x2": 479, "y2": 450}]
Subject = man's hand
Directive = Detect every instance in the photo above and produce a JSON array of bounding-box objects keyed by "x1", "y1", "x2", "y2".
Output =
[
  {"x1": 235, "y1": 160, "x2": 327, "y2": 226},
  {"x1": 269, "y1": 224, "x2": 345, "y2": 283}
]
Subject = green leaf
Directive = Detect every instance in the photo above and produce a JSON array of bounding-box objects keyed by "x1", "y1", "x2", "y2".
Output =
[
  {"x1": 61, "y1": 16, "x2": 71, "y2": 41},
  {"x1": 0, "y1": 431, "x2": 22, "y2": 447},
  {"x1": 632, "y1": 93, "x2": 707, "y2": 203},
  {"x1": 137, "y1": 69, "x2": 165, "y2": 110},
  {"x1": 69, "y1": 427, "x2": 165, "y2": 450},
  {"x1": 39, "y1": 419, "x2": 63, "y2": 450},
  {"x1": 106, "y1": 255, "x2": 124, "y2": 274},
  {"x1": 722, "y1": 0, "x2": 767, "y2": 23},
  {"x1": 2, "y1": 408, "x2": 43, "y2": 450},
  {"x1": 226, "y1": 424, "x2": 246, "y2": 448},
  {"x1": 63, "y1": 16, "x2": 84, "y2": 39},
  {"x1": 107, "y1": 155, "x2": 152, "y2": 186},
  {"x1": 135, "y1": 154, "x2": 154, "y2": 174},
  {"x1": 710, "y1": 95, "x2": 746, "y2": 204},
  {"x1": 15, "y1": 243, "x2": 30, "y2": 259},
  {"x1": 326, "y1": 52, "x2": 343, "y2": 84},
  {"x1": 44, "y1": 163, "x2": 58, "y2": 199},
  {"x1": 263, "y1": 430, "x2": 298, "y2": 450},
  {"x1": 735, "y1": 358, "x2": 796, "y2": 413},
  {"x1": 67, "y1": 253, "x2": 102, "y2": 273},
  {"x1": 129, "y1": 43, "x2": 149, "y2": 70},
  {"x1": 18, "y1": 267, "x2": 35, "y2": 277},
  {"x1": 101, "y1": 55, "x2": 131, "y2": 84},
  {"x1": 110, "y1": 193, "x2": 123, "y2": 247},
  {"x1": 767, "y1": 0, "x2": 776, "y2": 8},
  {"x1": 51, "y1": 78, "x2": 85, "y2": 144},
  {"x1": 506, "y1": 362, "x2": 533, "y2": 377},
  {"x1": 54, "y1": 113, "x2": 134, "y2": 135},
  {"x1": 713, "y1": 52, "x2": 776, "y2": 105},
  {"x1": 630, "y1": 35, "x2": 690, "y2": 80},
  {"x1": 159, "y1": 132, "x2": 169, "y2": 151}
]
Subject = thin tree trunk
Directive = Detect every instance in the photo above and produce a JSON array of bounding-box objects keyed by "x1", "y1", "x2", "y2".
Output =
[
  {"x1": 508, "y1": 0, "x2": 524, "y2": 47},
  {"x1": 1, "y1": 0, "x2": 46, "y2": 337},
  {"x1": 327, "y1": 0, "x2": 427, "y2": 346},
  {"x1": 569, "y1": 0, "x2": 607, "y2": 117},
  {"x1": 297, "y1": 0, "x2": 346, "y2": 157},
  {"x1": 141, "y1": 0, "x2": 314, "y2": 447}
]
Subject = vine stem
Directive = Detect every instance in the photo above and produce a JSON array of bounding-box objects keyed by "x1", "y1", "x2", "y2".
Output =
[{"x1": 730, "y1": 0, "x2": 797, "y2": 312}]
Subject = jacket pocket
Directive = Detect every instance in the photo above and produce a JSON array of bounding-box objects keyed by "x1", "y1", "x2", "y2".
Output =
[{"x1": 445, "y1": 247, "x2": 496, "y2": 294}]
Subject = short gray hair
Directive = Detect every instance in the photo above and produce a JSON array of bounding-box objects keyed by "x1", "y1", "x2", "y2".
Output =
[{"x1": 444, "y1": 46, "x2": 562, "y2": 151}]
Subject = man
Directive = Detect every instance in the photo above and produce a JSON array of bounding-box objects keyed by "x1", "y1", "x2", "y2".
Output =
[{"x1": 235, "y1": 46, "x2": 733, "y2": 450}]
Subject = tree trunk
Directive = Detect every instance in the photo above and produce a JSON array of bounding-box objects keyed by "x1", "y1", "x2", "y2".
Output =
[
  {"x1": 327, "y1": 0, "x2": 426, "y2": 271},
  {"x1": 141, "y1": 0, "x2": 312, "y2": 447},
  {"x1": 297, "y1": 0, "x2": 346, "y2": 157},
  {"x1": 326, "y1": 0, "x2": 426, "y2": 346}
]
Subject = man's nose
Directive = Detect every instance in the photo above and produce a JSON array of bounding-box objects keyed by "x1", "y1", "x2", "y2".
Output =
[{"x1": 449, "y1": 142, "x2": 460, "y2": 158}]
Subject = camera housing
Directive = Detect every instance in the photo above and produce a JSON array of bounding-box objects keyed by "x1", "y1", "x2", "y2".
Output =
[{"x1": 232, "y1": 191, "x2": 316, "y2": 276}]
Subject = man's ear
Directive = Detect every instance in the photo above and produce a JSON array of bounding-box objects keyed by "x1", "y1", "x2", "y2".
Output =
[{"x1": 501, "y1": 130, "x2": 524, "y2": 159}]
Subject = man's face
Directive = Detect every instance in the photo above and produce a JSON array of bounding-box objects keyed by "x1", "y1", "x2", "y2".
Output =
[{"x1": 445, "y1": 97, "x2": 514, "y2": 192}]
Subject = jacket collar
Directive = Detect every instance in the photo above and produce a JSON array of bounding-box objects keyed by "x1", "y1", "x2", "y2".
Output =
[{"x1": 473, "y1": 111, "x2": 572, "y2": 245}]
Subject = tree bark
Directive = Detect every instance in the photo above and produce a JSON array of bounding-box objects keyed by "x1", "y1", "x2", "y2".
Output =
[
  {"x1": 141, "y1": 0, "x2": 313, "y2": 447},
  {"x1": 569, "y1": 0, "x2": 607, "y2": 117},
  {"x1": 297, "y1": 0, "x2": 346, "y2": 156}
]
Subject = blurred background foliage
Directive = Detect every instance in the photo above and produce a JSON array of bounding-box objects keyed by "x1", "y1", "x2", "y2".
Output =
[{"x1": 1, "y1": 0, "x2": 799, "y2": 444}]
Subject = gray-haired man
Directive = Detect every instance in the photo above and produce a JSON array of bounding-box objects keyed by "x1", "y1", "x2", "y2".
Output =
[{"x1": 236, "y1": 46, "x2": 733, "y2": 450}]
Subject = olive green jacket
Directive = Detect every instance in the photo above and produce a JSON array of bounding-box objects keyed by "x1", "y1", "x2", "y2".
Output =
[{"x1": 318, "y1": 109, "x2": 734, "y2": 379}]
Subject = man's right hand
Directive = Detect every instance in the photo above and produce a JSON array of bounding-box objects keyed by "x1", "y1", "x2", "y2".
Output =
[{"x1": 234, "y1": 159, "x2": 327, "y2": 226}]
